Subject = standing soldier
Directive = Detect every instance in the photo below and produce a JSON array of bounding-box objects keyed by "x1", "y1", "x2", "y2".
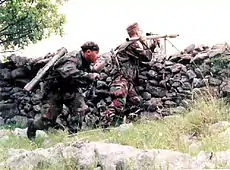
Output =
[
  {"x1": 27, "y1": 41, "x2": 100, "y2": 140},
  {"x1": 102, "y1": 22, "x2": 157, "y2": 127}
]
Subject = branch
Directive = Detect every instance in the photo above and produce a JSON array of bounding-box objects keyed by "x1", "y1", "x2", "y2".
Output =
[
  {"x1": 0, "y1": 13, "x2": 29, "y2": 33},
  {"x1": 0, "y1": 28, "x2": 32, "y2": 37},
  {"x1": 0, "y1": 30, "x2": 31, "y2": 44},
  {"x1": 0, "y1": 26, "x2": 9, "y2": 33},
  {"x1": 0, "y1": 0, "x2": 7, "y2": 5},
  {"x1": 0, "y1": 48, "x2": 22, "y2": 53}
]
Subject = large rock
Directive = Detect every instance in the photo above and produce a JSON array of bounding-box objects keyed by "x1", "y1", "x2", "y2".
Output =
[{"x1": 0, "y1": 141, "x2": 203, "y2": 170}]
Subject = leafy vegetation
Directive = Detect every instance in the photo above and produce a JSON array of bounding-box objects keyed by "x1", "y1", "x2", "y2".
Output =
[{"x1": 0, "y1": 0, "x2": 68, "y2": 50}]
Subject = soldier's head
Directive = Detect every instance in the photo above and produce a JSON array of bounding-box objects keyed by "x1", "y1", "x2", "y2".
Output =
[
  {"x1": 126, "y1": 22, "x2": 143, "y2": 38},
  {"x1": 81, "y1": 41, "x2": 99, "y2": 63}
]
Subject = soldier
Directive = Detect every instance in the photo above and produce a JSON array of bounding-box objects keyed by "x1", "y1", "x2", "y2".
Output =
[
  {"x1": 27, "y1": 41, "x2": 100, "y2": 140},
  {"x1": 101, "y1": 22, "x2": 157, "y2": 127}
]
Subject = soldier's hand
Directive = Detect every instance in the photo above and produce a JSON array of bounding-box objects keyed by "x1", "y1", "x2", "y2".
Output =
[
  {"x1": 90, "y1": 73, "x2": 100, "y2": 80},
  {"x1": 139, "y1": 35, "x2": 146, "y2": 41},
  {"x1": 92, "y1": 61, "x2": 106, "y2": 72}
]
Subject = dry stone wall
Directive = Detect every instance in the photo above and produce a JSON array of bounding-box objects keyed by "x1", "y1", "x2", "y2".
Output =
[{"x1": 1, "y1": 43, "x2": 230, "y2": 128}]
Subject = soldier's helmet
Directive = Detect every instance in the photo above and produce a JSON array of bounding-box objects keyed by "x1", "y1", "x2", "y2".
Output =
[{"x1": 81, "y1": 41, "x2": 99, "y2": 52}]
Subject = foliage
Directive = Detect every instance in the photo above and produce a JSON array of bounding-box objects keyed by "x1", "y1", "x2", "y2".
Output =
[
  {"x1": 0, "y1": 0, "x2": 67, "y2": 50},
  {"x1": 210, "y1": 54, "x2": 230, "y2": 72},
  {"x1": 0, "y1": 55, "x2": 9, "y2": 63}
]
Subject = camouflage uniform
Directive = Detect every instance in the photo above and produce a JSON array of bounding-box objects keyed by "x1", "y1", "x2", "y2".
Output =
[
  {"x1": 102, "y1": 39, "x2": 153, "y2": 127},
  {"x1": 27, "y1": 50, "x2": 97, "y2": 139}
]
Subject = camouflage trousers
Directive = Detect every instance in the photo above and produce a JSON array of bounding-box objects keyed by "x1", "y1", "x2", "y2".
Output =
[
  {"x1": 33, "y1": 92, "x2": 88, "y2": 133},
  {"x1": 103, "y1": 76, "x2": 143, "y2": 127}
]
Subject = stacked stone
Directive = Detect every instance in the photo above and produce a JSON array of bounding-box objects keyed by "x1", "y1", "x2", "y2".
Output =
[
  {"x1": 139, "y1": 43, "x2": 230, "y2": 116},
  {"x1": 0, "y1": 43, "x2": 230, "y2": 128},
  {"x1": 0, "y1": 53, "x2": 54, "y2": 126}
]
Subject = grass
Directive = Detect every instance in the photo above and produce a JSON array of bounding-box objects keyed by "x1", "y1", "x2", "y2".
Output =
[
  {"x1": 1, "y1": 90, "x2": 230, "y2": 169},
  {"x1": 0, "y1": 123, "x2": 25, "y2": 130},
  {"x1": 73, "y1": 91, "x2": 230, "y2": 155}
]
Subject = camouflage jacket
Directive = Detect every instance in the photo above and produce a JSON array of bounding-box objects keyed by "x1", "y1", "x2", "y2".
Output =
[
  {"x1": 42, "y1": 50, "x2": 94, "y2": 97},
  {"x1": 112, "y1": 40, "x2": 152, "y2": 82}
]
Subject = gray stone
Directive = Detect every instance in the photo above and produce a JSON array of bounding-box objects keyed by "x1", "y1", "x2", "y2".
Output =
[
  {"x1": 118, "y1": 123, "x2": 133, "y2": 132},
  {"x1": 9, "y1": 116, "x2": 28, "y2": 128},
  {"x1": 140, "y1": 111, "x2": 162, "y2": 120},
  {"x1": 146, "y1": 70, "x2": 157, "y2": 79},
  {"x1": 179, "y1": 54, "x2": 193, "y2": 64},
  {"x1": 33, "y1": 105, "x2": 41, "y2": 112},
  {"x1": 106, "y1": 77, "x2": 112, "y2": 83},
  {"x1": 148, "y1": 80, "x2": 159, "y2": 86},
  {"x1": 0, "y1": 103, "x2": 19, "y2": 119},
  {"x1": 23, "y1": 103, "x2": 32, "y2": 112},
  {"x1": 209, "y1": 121, "x2": 230, "y2": 135},
  {"x1": 159, "y1": 80, "x2": 167, "y2": 88},
  {"x1": 191, "y1": 53, "x2": 209, "y2": 63},
  {"x1": 171, "y1": 63, "x2": 185, "y2": 73},
  {"x1": 154, "y1": 63, "x2": 164, "y2": 70},
  {"x1": 0, "y1": 135, "x2": 9, "y2": 142},
  {"x1": 10, "y1": 54, "x2": 28, "y2": 67},
  {"x1": 208, "y1": 77, "x2": 222, "y2": 86},
  {"x1": 1, "y1": 141, "x2": 203, "y2": 170},
  {"x1": 218, "y1": 127, "x2": 230, "y2": 138},
  {"x1": 97, "y1": 100, "x2": 106, "y2": 110},
  {"x1": 171, "y1": 81, "x2": 181, "y2": 88},
  {"x1": 192, "y1": 78, "x2": 205, "y2": 88},
  {"x1": 141, "y1": 92, "x2": 151, "y2": 100},
  {"x1": 11, "y1": 68, "x2": 26, "y2": 79},
  {"x1": 145, "y1": 98, "x2": 163, "y2": 112},
  {"x1": 184, "y1": 44, "x2": 195, "y2": 53},
  {"x1": 180, "y1": 134, "x2": 197, "y2": 145},
  {"x1": 0, "y1": 117, "x2": 4, "y2": 125},
  {"x1": 182, "y1": 82, "x2": 192, "y2": 90},
  {"x1": 165, "y1": 61, "x2": 174, "y2": 66},
  {"x1": 146, "y1": 84, "x2": 166, "y2": 98},
  {"x1": 12, "y1": 128, "x2": 48, "y2": 138},
  {"x1": 189, "y1": 142, "x2": 201, "y2": 154},
  {"x1": 0, "y1": 68, "x2": 11, "y2": 80},
  {"x1": 31, "y1": 94, "x2": 42, "y2": 105},
  {"x1": 164, "y1": 100, "x2": 177, "y2": 107},
  {"x1": 186, "y1": 70, "x2": 197, "y2": 80},
  {"x1": 99, "y1": 73, "x2": 108, "y2": 80},
  {"x1": 97, "y1": 81, "x2": 108, "y2": 89}
]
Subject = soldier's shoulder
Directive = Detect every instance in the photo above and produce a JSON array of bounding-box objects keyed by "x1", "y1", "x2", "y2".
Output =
[
  {"x1": 54, "y1": 50, "x2": 81, "y2": 66},
  {"x1": 115, "y1": 41, "x2": 135, "y2": 52},
  {"x1": 99, "y1": 51, "x2": 113, "y2": 62}
]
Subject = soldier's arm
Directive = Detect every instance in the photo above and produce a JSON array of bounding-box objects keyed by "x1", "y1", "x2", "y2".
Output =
[
  {"x1": 129, "y1": 41, "x2": 152, "y2": 62},
  {"x1": 55, "y1": 60, "x2": 96, "y2": 81},
  {"x1": 41, "y1": 80, "x2": 50, "y2": 100},
  {"x1": 92, "y1": 60, "x2": 105, "y2": 72},
  {"x1": 41, "y1": 74, "x2": 55, "y2": 100},
  {"x1": 92, "y1": 56, "x2": 108, "y2": 72}
]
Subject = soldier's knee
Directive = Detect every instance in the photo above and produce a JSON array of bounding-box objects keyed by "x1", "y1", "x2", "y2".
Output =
[
  {"x1": 79, "y1": 104, "x2": 88, "y2": 115},
  {"x1": 83, "y1": 104, "x2": 89, "y2": 113},
  {"x1": 135, "y1": 96, "x2": 143, "y2": 103},
  {"x1": 33, "y1": 116, "x2": 51, "y2": 130},
  {"x1": 110, "y1": 86, "x2": 128, "y2": 98}
]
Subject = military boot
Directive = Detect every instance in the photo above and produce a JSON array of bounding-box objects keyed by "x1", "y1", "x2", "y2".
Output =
[
  {"x1": 27, "y1": 119, "x2": 37, "y2": 140},
  {"x1": 101, "y1": 111, "x2": 114, "y2": 129}
]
